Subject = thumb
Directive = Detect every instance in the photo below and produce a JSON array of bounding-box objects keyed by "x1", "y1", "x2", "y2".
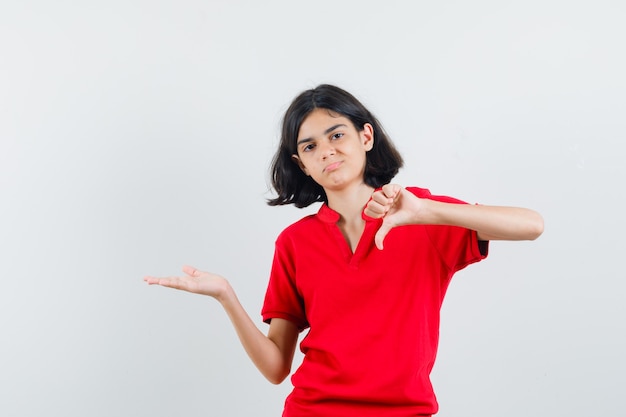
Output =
[
  {"x1": 182, "y1": 265, "x2": 200, "y2": 277},
  {"x1": 375, "y1": 222, "x2": 394, "y2": 250}
]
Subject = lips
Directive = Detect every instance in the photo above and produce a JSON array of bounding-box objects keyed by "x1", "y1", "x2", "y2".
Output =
[{"x1": 323, "y1": 161, "x2": 342, "y2": 172}]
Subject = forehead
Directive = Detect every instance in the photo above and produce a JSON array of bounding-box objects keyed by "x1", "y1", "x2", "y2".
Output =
[{"x1": 297, "y1": 108, "x2": 352, "y2": 140}]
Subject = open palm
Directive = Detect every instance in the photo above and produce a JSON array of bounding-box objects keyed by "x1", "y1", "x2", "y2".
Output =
[{"x1": 144, "y1": 265, "x2": 229, "y2": 299}]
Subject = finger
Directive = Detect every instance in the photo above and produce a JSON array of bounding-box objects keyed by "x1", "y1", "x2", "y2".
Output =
[
  {"x1": 156, "y1": 277, "x2": 185, "y2": 289},
  {"x1": 364, "y1": 200, "x2": 388, "y2": 218},
  {"x1": 370, "y1": 190, "x2": 394, "y2": 206},
  {"x1": 381, "y1": 183, "x2": 402, "y2": 199},
  {"x1": 182, "y1": 265, "x2": 200, "y2": 277},
  {"x1": 144, "y1": 276, "x2": 175, "y2": 285},
  {"x1": 144, "y1": 276, "x2": 160, "y2": 285},
  {"x1": 375, "y1": 223, "x2": 393, "y2": 250},
  {"x1": 144, "y1": 275, "x2": 186, "y2": 289}
]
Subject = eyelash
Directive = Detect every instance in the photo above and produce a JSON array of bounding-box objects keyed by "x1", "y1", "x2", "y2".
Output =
[{"x1": 302, "y1": 133, "x2": 344, "y2": 152}]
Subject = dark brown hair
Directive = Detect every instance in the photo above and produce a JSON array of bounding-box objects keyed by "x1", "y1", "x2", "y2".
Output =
[{"x1": 268, "y1": 84, "x2": 404, "y2": 208}]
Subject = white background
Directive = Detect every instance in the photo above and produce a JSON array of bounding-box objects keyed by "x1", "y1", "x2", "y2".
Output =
[{"x1": 1, "y1": 1, "x2": 624, "y2": 416}]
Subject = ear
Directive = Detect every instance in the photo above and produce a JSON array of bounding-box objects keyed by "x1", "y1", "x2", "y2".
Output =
[
  {"x1": 361, "y1": 123, "x2": 375, "y2": 151},
  {"x1": 291, "y1": 154, "x2": 310, "y2": 176}
]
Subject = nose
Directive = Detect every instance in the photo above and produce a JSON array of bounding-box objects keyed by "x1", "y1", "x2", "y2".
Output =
[{"x1": 319, "y1": 141, "x2": 336, "y2": 160}]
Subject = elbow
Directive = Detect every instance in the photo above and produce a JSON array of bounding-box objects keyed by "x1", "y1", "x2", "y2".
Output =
[
  {"x1": 266, "y1": 367, "x2": 291, "y2": 385},
  {"x1": 262, "y1": 359, "x2": 292, "y2": 385},
  {"x1": 268, "y1": 376, "x2": 288, "y2": 385},
  {"x1": 526, "y1": 212, "x2": 544, "y2": 240}
]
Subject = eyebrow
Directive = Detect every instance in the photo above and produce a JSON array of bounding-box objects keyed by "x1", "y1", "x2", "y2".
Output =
[{"x1": 297, "y1": 124, "x2": 347, "y2": 146}]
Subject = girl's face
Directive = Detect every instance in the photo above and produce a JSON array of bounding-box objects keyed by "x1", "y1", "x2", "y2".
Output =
[{"x1": 292, "y1": 108, "x2": 374, "y2": 193}]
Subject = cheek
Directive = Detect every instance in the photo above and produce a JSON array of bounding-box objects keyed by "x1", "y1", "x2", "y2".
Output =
[
  {"x1": 296, "y1": 157, "x2": 311, "y2": 174},
  {"x1": 298, "y1": 152, "x2": 313, "y2": 166}
]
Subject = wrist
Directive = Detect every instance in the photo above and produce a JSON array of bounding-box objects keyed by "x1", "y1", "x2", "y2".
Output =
[
  {"x1": 215, "y1": 279, "x2": 236, "y2": 305},
  {"x1": 411, "y1": 197, "x2": 436, "y2": 225}
]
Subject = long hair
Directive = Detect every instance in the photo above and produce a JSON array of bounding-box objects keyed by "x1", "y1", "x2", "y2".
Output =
[{"x1": 267, "y1": 84, "x2": 404, "y2": 208}]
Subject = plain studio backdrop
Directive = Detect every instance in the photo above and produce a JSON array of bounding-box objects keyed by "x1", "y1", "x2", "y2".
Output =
[{"x1": 1, "y1": 1, "x2": 624, "y2": 416}]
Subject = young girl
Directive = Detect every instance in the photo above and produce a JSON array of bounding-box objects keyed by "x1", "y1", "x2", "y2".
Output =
[{"x1": 145, "y1": 84, "x2": 544, "y2": 417}]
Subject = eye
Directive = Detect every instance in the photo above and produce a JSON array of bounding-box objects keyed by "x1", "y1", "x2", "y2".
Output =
[
  {"x1": 331, "y1": 132, "x2": 344, "y2": 140},
  {"x1": 302, "y1": 143, "x2": 316, "y2": 152}
]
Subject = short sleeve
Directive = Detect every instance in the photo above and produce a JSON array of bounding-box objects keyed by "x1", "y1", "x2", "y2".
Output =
[
  {"x1": 406, "y1": 187, "x2": 488, "y2": 273},
  {"x1": 261, "y1": 233, "x2": 309, "y2": 331}
]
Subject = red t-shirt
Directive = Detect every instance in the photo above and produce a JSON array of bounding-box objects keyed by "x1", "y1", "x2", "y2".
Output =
[{"x1": 262, "y1": 187, "x2": 488, "y2": 417}]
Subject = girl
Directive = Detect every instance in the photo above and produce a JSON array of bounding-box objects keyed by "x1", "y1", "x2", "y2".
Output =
[{"x1": 145, "y1": 84, "x2": 544, "y2": 417}]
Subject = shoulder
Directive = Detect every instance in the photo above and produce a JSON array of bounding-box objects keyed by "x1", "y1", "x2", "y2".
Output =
[
  {"x1": 405, "y1": 186, "x2": 432, "y2": 198},
  {"x1": 275, "y1": 213, "x2": 321, "y2": 245},
  {"x1": 405, "y1": 186, "x2": 468, "y2": 205}
]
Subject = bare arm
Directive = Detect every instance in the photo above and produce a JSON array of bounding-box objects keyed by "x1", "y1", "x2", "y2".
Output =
[
  {"x1": 144, "y1": 266, "x2": 299, "y2": 384},
  {"x1": 425, "y1": 201, "x2": 544, "y2": 242},
  {"x1": 364, "y1": 184, "x2": 544, "y2": 249}
]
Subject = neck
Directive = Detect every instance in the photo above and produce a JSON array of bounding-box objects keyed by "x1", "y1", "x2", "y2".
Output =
[{"x1": 325, "y1": 183, "x2": 375, "y2": 224}]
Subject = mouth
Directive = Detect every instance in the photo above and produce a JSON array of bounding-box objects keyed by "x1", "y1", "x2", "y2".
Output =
[{"x1": 323, "y1": 161, "x2": 342, "y2": 173}]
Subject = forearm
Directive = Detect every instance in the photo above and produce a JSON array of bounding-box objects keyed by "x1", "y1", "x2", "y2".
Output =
[
  {"x1": 420, "y1": 199, "x2": 544, "y2": 241},
  {"x1": 217, "y1": 285, "x2": 295, "y2": 384}
]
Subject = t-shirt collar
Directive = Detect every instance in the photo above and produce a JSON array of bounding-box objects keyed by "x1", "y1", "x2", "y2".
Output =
[{"x1": 317, "y1": 202, "x2": 380, "y2": 224}]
